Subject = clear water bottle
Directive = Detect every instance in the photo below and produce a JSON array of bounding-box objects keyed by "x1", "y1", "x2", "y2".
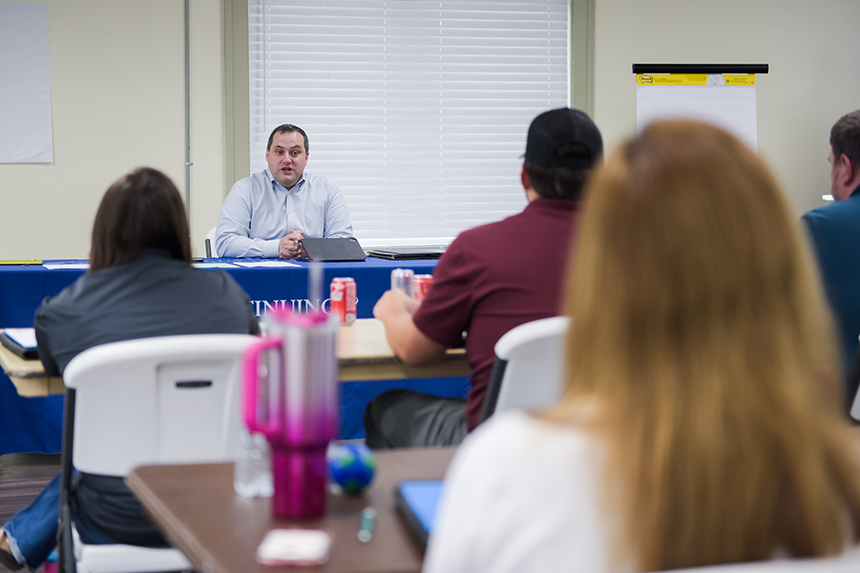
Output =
[{"x1": 234, "y1": 427, "x2": 273, "y2": 497}]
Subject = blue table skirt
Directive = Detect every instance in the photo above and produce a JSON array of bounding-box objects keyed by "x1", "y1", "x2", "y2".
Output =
[
  {"x1": 216, "y1": 256, "x2": 441, "y2": 319},
  {"x1": 0, "y1": 258, "x2": 467, "y2": 455},
  {"x1": 0, "y1": 257, "x2": 441, "y2": 326}
]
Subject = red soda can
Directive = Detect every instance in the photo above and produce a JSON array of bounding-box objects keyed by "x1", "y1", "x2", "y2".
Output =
[
  {"x1": 330, "y1": 277, "x2": 356, "y2": 325},
  {"x1": 413, "y1": 274, "x2": 433, "y2": 302}
]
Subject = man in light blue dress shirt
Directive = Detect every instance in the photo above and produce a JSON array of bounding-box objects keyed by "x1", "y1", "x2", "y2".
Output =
[{"x1": 216, "y1": 124, "x2": 354, "y2": 258}]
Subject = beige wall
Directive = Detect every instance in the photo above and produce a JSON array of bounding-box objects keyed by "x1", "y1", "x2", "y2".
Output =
[
  {"x1": 3, "y1": 0, "x2": 857, "y2": 260},
  {"x1": 591, "y1": 0, "x2": 860, "y2": 216},
  {"x1": 0, "y1": 0, "x2": 225, "y2": 259}
]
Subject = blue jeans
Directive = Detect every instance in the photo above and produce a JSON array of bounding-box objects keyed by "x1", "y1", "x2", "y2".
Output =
[{"x1": 3, "y1": 472, "x2": 114, "y2": 570}]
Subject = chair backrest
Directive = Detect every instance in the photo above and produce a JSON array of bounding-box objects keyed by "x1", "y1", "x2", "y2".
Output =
[
  {"x1": 205, "y1": 226, "x2": 218, "y2": 258},
  {"x1": 63, "y1": 334, "x2": 256, "y2": 476},
  {"x1": 657, "y1": 548, "x2": 860, "y2": 573},
  {"x1": 846, "y1": 335, "x2": 860, "y2": 421},
  {"x1": 481, "y1": 316, "x2": 570, "y2": 422}
]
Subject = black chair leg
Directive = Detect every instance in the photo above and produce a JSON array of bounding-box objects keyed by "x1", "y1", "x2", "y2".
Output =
[
  {"x1": 479, "y1": 358, "x2": 507, "y2": 424},
  {"x1": 57, "y1": 388, "x2": 76, "y2": 573}
]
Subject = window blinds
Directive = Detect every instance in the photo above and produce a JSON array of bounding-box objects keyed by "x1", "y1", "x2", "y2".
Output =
[{"x1": 249, "y1": 0, "x2": 570, "y2": 246}]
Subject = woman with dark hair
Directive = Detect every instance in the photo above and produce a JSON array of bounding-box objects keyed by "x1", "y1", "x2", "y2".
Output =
[
  {"x1": 0, "y1": 168, "x2": 259, "y2": 571},
  {"x1": 424, "y1": 122, "x2": 860, "y2": 572}
]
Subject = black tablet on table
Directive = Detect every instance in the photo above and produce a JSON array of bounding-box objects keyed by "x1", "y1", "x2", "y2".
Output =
[
  {"x1": 300, "y1": 238, "x2": 366, "y2": 262},
  {"x1": 366, "y1": 246, "x2": 446, "y2": 260}
]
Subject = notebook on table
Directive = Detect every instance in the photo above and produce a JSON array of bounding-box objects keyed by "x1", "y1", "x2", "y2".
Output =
[
  {"x1": 365, "y1": 246, "x2": 447, "y2": 260},
  {"x1": 394, "y1": 479, "x2": 444, "y2": 552},
  {"x1": 1, "y1": 328, "x2": 38, "y2": 360},
  {"x1": 300, "y1": 238, "x2": 366, "y2": 262}
]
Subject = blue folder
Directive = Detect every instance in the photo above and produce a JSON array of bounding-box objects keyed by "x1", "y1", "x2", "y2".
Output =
[{"x1": 394, "y1": 480, "x2": 444, "y2": 552}]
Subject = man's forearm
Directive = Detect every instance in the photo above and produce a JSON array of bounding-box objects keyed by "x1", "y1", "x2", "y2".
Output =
[
  {"x1": 217, "y1": 234, "x2": 279, "y2": 258},
  {"x1": 385, "y1": 315, "x2": 444, "y2": 365},
  {"x1": 374, "y1": 290, "x2": 446, "y2": 365}
]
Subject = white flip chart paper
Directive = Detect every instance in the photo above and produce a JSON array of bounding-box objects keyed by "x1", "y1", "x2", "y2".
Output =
[
  {"x1": 636, "y1": 74, "x2": 757, "y2": 151},
  {"x1": 0, "y1": 2, "x2": 53, "y2": 163}
]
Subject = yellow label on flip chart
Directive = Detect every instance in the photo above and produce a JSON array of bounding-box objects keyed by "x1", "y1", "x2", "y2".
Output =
[
  {"x1": 637, "y1": 73, "x2": 756, "y2": 86},
  {"x1": 722, "y1": 74, "x2": 756, "y2": 85},
  {"x1": 637, "y1": 74, "x2": 707, "y2": 85}
]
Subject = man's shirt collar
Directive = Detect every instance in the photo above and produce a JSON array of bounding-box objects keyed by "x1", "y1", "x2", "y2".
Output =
[{"x1": 265, "y1": 168, "x2": 306, "y2": 193}]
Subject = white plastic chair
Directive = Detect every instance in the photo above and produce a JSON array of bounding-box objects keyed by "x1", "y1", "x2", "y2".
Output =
[
  {"x1": 480, "y1": 316, "x2": 570, "y2": 422},
  {"x1": 850, "y1": 384, "x2": 860, "y2": 424},
  {"x1": 846, "y1": 334, "x2": 860, "y2": 422},
  {"x1": 656, "y1": 548, "x2": 860, "y2": 573},
  {"x1": 204, "y1": 226, "x2": 218, "y2": 258},
  {"x1": 58, "y1": 334, "x2": 257, "y2": 573}
]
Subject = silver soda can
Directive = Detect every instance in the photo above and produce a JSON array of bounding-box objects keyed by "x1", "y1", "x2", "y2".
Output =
[{"x1": 391, "y1": 268, "x2": 415, "y2": 298}]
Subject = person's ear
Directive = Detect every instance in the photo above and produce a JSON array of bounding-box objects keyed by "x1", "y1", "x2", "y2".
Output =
[
  {"x1": 521, "y1": 164, "x2": 531, "y2": 191},
  {"x1": 840, "y1": 153, "x2": 856, "y2": 185}
]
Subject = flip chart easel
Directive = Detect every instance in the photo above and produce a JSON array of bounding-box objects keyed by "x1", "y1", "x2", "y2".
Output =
[{"x1": 633, "y1": 64, "x2": 768, "y2": 151}]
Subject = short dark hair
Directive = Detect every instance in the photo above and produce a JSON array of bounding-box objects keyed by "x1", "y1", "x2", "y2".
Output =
[
  {"x1": 830, "y1": 110, "x2": 860, "y2": 167},
  {"x1": 89, "y1": 167, "x2": 192, "y2": 272},
  {"x1": 524, "y1": 141, "x2": 597, "y2": 200},
  {"x1": 267, "y1": 124, "x2": 309, "y2": 153}
]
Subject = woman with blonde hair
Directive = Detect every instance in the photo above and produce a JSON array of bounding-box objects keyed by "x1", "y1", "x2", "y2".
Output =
[{"x1": 424, "y1": 121, "x2": 860, "y2": 572}]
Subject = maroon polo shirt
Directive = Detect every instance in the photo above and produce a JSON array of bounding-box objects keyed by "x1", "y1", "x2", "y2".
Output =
[{"x1": 412, "y1": 198, "x2": 581, "y2": 431}]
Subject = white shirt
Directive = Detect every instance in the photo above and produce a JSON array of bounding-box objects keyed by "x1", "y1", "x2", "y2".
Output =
[
  {"x1": 424, "y1": 410, "x2": 860, "y2": 573},
  {"x1": 216, "y1": 169, "x2": 353, "y2": 258},
  {"x1": 424, "y1": 410, "x2": 615, "y2": 573}
]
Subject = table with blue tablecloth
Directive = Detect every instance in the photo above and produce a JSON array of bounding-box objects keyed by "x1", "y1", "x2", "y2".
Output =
[{"x1": 0, "y1": 258, "x2": 470, "y2": 455}]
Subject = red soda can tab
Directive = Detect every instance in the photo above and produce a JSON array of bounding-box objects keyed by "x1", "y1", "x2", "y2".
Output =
[
  {"x1": 330, "y1": 277, "x2": 357, "y2": 325},
  {"x1": 413, "y1": 275, "x2": 433, "y2": 302}
]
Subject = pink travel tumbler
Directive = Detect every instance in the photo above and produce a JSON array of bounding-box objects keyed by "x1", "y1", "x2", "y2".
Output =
[{"x1": 242, "y1": 308, "x2": 339, "y2": 519}]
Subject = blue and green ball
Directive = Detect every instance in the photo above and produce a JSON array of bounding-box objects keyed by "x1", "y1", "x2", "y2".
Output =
[{"x1": 328, "y1": 443, "x2": 376, "y2": 494}]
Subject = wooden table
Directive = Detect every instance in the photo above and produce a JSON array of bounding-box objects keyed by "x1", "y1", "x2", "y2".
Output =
[
  {"x1": 1, "y1": 319, "x2": 468, "y2": 397},
  {"x1": 127, "y1": 447, "x2": 455, "y2": 573},
  {"x1": 337, "y1": 320, "x2": 467, "y2": 382},
  {"x1": 0, "y1": 344, "x2": 64, "y2": 396}
]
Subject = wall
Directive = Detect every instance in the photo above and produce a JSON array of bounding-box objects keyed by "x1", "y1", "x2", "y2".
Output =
[
  {"x1": 0, "y1": 0, "x2": 225, "y2": 259},
  {"x1": 3, "y1": 0, "x2": 857, "y2": 260},
  {"x1": 591, "y1": 0, "x2": 860, "y2": 216}
]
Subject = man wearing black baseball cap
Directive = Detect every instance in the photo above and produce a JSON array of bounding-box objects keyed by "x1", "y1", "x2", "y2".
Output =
[{"x1": 366, "y1": 108, "x2": 603, "y2": 448}]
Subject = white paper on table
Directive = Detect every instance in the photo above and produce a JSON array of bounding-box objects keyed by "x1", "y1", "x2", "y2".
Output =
[
  {"x1": 4, "y1": 328, "x2": 37, "y2": 349},
  {"x1": 637, "y1": 85, "x2": 757, "y2": 151},
  {"x1": 0, "y1": 2, "x2": 53, "y2": 163},
  {"x1": 42, "y1": 262, "x2": 90, "y2": 270},
  {"x1": 232, "y1": 260, "x2": 301, "y2": 268}
]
